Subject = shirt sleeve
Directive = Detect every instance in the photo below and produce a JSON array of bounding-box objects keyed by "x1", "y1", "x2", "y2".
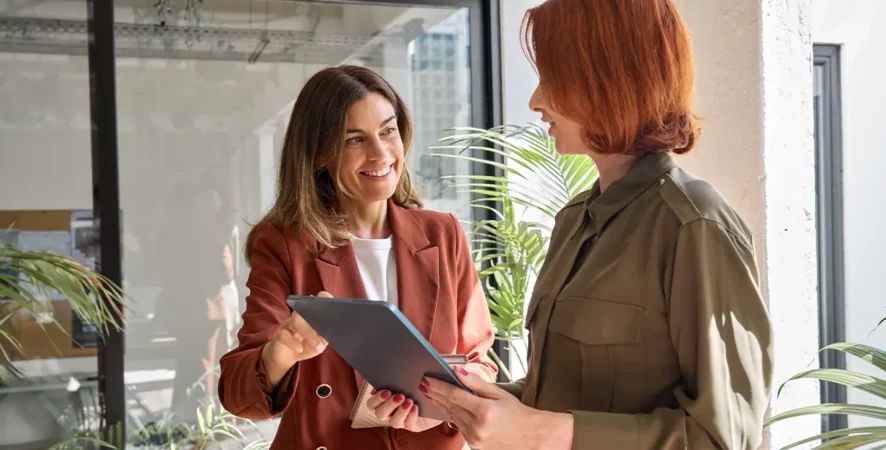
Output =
[
  {"x1": 569, "y1": 218, "x2": 774, "y2": 450},
  {"x1": 217, "y1": 222, "x2": 300, "y2": 419},
  {"x1": 450, "y1": 214, "x2": 499, "y2": 382}
]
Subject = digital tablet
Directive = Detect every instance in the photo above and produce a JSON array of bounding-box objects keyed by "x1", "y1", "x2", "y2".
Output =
[{"x1": 286, "y1": 295, "x2": 472, "y2": 421}]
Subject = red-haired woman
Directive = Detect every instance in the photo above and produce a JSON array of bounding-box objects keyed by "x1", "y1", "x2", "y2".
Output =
[{"x1": 423, "y1": 1, "x2": 774, "y2": 449}]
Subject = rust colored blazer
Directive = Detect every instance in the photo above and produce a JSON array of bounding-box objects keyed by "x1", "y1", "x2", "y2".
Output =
[{"x1": 218, "y1": 202, "x2": 497, "y2": 450}]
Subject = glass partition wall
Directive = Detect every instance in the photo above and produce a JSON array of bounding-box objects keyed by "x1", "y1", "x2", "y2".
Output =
[{"x1": 0, "y1": 0, "x2": 499, "y2": 447}]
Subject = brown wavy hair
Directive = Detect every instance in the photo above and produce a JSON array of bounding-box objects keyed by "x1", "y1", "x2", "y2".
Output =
[
  {"x1": 245, "y1": 66, "x2": 422, "y2": 259},
  {"x1": 522, "y1": 0, "x2": 701, "y2": 155}
]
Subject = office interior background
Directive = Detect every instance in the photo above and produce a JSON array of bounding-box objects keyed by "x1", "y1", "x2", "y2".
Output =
[{"x1": 0, "y1": 0, "x2": 884, "y2": 449}]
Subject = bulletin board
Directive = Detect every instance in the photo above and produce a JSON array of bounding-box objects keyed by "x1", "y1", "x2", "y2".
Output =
[{"x1": 0, "y1": 210, "x2": 100, "y2": 361}]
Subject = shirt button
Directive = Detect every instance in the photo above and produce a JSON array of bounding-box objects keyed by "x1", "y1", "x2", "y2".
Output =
[
  {"x1": 659, "y1": 178, "x2": 665, "y2": 186},
  {"x1": 316, "y1": 447, "x2": 328, "y2": 450},
  {"x1": 316, "y1": 384, "x2": 332, "y2": 398}
]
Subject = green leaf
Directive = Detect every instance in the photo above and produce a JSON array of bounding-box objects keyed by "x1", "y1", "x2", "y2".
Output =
[
  {"x1": 765, "y1": 403, "x2": 886, "y2": 426},
  {"x1": 779, "y1": 426, "x2": 886, "y2": 450},
  {"x1": 777, "y1": 368, "x2": 886, "y2": 399},
  {"x1": 813, "y1": 432, "x2": 886, "y2": 449},
  {"x1": 823, "y1": 342, "x2": 886, "y2": 373}
]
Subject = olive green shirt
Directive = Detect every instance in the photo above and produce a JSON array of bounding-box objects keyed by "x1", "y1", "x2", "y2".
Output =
[{"x1": 500, "y1": 152, "x2": 773, "y2": 449}]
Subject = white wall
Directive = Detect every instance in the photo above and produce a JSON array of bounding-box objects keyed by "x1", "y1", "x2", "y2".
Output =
[{"x1": 812, "y1": 0, "x2": 886, "y2": 428}]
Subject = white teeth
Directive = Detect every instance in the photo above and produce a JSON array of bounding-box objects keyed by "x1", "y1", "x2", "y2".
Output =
[{"x1": 363, "y1": 166, "x2": 392, "y2": 177}]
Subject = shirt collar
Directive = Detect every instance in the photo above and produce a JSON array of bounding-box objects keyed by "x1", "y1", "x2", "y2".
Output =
[{"x1": 583, "y1": 151, "x2": 677, "y2": 234}]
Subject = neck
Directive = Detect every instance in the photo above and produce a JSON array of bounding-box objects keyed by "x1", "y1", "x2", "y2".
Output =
[
  {"x1": 342, "y1": 199, "x2": 391, "y2": 239},
  {"x1": 590, "y1": 153, "x2": 641, "y2": 192}
]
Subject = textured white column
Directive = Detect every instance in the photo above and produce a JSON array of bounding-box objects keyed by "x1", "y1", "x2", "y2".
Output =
[{"x1": 678, "y1": 0, "x2": 818, "y2": 447}]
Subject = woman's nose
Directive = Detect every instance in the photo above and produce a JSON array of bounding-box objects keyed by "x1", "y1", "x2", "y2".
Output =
[
  {"x1": 529, "y1": 85, "x2": 544, "y2": 112},
  {"x1": 367, "y1": 137, "x2": 389, "y2": 160}
]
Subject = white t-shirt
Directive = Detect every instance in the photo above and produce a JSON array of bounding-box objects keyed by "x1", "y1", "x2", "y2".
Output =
[{"x1": 349, "y1": 234, "x2": 399, "y2": 309}]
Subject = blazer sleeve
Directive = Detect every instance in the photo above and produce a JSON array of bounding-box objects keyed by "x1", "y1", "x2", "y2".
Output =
[
  {"x1": 218, "y1": 222, "x2": 299, "y2": 419},
  {"x1": 570, "y1": 219, "x2": 774, "y2": 450},
  {"x1": 450, "y1": 214, "x2": 499, "y2": 382}
]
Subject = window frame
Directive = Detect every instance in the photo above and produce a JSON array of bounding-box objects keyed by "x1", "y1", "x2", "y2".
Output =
[{"x1": 813, "y1": 43, "x2": 846, "y2": 434}]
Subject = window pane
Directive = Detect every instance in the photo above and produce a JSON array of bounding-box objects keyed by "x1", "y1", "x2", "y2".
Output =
[
  {"x1": 113, "y1": 1, "x2": 475, "y2": 447},
  {"x1": 0, "y1": 1, "x2": 100, "y2": 448}
]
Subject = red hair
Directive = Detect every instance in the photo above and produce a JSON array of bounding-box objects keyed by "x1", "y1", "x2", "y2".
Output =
[{"x1": 522, "y1": 0, "x2": 700, "y2": 155}]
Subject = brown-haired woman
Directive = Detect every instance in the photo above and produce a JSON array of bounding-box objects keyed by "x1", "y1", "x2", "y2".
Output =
[
  {"x1": 422, "y1": 1, "x2": 774, "y2": 449},
  {"x1": 218, "y1": 65, "x2": 497, "y2": 450}
]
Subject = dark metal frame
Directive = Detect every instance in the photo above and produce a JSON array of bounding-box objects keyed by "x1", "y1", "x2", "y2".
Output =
[
  {"x1": 813, "y1": 43, "x2": 846, "y2": 434},
  {"x1": 85, "y1": 0, "x2": 505, "y2": 436},
  {"x1": 86, "y1": 0, "x2": 127, "y2": 437}
]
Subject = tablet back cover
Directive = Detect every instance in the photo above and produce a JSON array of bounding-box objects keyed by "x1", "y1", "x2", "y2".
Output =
[{"x1": 288, "y1": 295, "x2": 468, "y2": 421}]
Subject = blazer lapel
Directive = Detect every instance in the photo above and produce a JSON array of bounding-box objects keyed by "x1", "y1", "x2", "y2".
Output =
[
  {"x1": 315, "y1": 241, "x2": 368, "y2": 300},
  {"x1": 389, "y1": 201, "x2": 440, "y2": 345}
]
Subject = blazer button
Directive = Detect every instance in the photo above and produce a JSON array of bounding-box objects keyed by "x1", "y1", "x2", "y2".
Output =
[
  {"x1": 316, "y1": 447, "x2": 327, "y2": 450},
  {"x1": 316, "y1": 384, "x2": 332, "y2": 398}
]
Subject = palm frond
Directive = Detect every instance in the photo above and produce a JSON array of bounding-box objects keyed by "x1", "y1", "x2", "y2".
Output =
[
  {"x1": 0, "y1": 244, "x2": 128, "y2": 385},
  {"x1": 432, "y1": 124, "x2": 598, "y2": 219}
]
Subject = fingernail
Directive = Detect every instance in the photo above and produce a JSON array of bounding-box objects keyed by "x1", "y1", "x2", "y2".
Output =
[
  {"x1": 418, "y1": 385, "x2": 428, "y2": 394},
  {"x1": 403, "y1": 399, "x2": 413, "y2": 408},
  {"x1": 421, "y1": 378, "x2": 430, "y2": 387},
  {"x1": 411, "y1": 405, "x2": 418, "y2": 414},
  {"x1": 370, "y1": 389, "x2": 377, "y2": 395},
  {"x1": 393, "y1": 394, "x2": 404, "y2": 403},
  {"x1": 381, "y1": 391, "x2": 391, "y2": 400},
  {"x1": 455, "y1": 366, "x2": 468, "y2": 376}
]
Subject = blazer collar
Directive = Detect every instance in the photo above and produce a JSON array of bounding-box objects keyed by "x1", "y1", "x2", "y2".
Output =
[{"x1": 314, "y1": 200, "x2": 440, "y2": 343}]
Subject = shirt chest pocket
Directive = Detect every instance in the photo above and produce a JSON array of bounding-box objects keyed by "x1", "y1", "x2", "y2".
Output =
[{"x1": 544, "y1": 297, "x2": 644, "y2": 411}]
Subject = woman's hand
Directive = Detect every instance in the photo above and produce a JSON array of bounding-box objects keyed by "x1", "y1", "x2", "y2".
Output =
[
  {"x1": 422, "y1": 367, "x2": 574, "y2": 450},
  {"x1": 260, "y1": 292, "x2": 331, "y2": 387},
  {"x1": 366, "y1": 389, "x2": 443, "y2": 432}
]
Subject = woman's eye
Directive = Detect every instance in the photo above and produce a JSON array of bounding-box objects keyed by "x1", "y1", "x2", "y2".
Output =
[
  {"x1": 346, "y1": 137, "x2": 363, "y2": 146},
  {"x1": 382, "y1": 127, "x2": 397, "y2": 136}
]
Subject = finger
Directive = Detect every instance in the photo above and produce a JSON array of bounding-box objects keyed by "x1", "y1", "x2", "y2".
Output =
[
  {"x1": 374, "y1": 393, "x2": 404, "y2": 419},
  {"x1": 276, "y1": 331, "x2": 305, "y2": 355},
  {"x1": 366, "y1": 390, "x2": 389, "y2": 409},
  {"x1": 292, "y1": 315, "x2": 326, "y2": 353},
  {"x1": 423, "y1": 377, "x2": 485, "y2": 416},
  {"x1": 454, "y1": 366, "x2": 504, "y2": 399},
  {"x1": 403, "y1": 403, "x2": 419, "y2": 430},
  {"x1": 316, "y1": 291, "x2": 333, "y2": 298},
  {"x1": 389, "y1": 399, "x2": 413, "y2": 428}
]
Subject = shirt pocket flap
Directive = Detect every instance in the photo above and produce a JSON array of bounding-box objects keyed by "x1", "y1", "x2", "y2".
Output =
[{"x1": 548, "y1": 298, "x2": 644, "y2": 345}]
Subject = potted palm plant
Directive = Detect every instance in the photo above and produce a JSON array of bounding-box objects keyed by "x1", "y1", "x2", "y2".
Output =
[
  {"x1": 764, "y1": 317, "x2": 886, "y2": 449},
  {"x1": 433, "y1": 123, "x2": 597, "y2": 379},
  {"x1": 0, "y1": 238, "x2": 125, "y2": 386}
]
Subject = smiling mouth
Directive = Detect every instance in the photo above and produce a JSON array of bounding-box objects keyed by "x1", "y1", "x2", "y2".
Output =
[{"x1": 360, "y1": 164, "x2": 393, "y2": 178}]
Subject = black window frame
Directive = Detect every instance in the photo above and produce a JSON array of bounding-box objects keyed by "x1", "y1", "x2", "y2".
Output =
[
  {"x1": 813, "y1": 43, "x2": 846, "y2": 434},
  {"x1": 86, "y1": 0, "x2": 503, "y2": 437}
]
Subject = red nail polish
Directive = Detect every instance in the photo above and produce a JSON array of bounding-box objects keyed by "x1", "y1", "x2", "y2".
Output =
[
  {"x1": 455, "y1": 366, "x2": 468, "y2": 376},
  {"x1": 394, "y1": 394, "x2": 405, "y2": 403},
  {"x1": 371, "y1": 389, "x2": 377, "y2": 395},
  {"x1": 418, "y1": 385, "x2": 428, "y2": 394},
  {"x1": 381, "y1": 391, "x2": 391, "y2": 400},
  {"x1": 403, "y1": 399, "x2": 413, "y2": 408},
  {"x1": 421, "y1": 378, "x2": 430, "y2": 387},
  {"x1": 411, "y1": 405, "x2": 418, "y2": 414}
]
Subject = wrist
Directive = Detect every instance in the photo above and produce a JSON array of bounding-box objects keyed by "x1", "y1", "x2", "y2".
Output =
[
  {"x1": 260, "y1": 343, "x2": 297, "y2": 388},
  {"x1": 534, "y1": 410, "x2": 573, "y2": 450}
]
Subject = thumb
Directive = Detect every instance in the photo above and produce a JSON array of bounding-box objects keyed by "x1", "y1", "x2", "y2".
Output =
[
  {"x1": 317, "y1": 291, "x2": 333, "y2": 298},
  {"x1": 455, "y1": 366, "x2": 503, "y2": 399}
]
